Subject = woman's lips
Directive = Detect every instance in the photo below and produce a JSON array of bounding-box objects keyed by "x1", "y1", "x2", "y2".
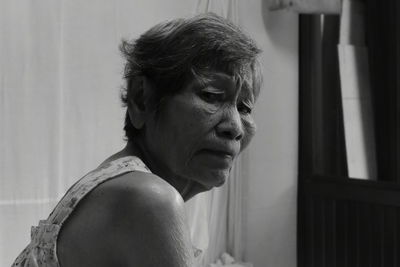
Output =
[{"x1": 202, "y1": 149, "x2": 233, "y2": 158}]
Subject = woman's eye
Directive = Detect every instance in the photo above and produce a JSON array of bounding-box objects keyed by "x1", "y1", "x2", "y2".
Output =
[
  {"x1": 200, "y1": 91, "x2": 224, "y2": 103},
  {"x1": 237, "y1": 102, "x2": 252, "y2": 115}
]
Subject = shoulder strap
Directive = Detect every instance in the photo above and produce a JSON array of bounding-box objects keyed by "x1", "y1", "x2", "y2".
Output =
[{"x1": 47, "y1": 156, "x2": 150, "y2": 226}]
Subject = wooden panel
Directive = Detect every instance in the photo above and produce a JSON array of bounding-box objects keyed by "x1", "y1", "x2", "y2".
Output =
[
  {"x1": 299, "y1": 177, "x2": 400, "y2": 267},
  {"x1": 299, "y1": 2, "x2": 400, "y2": 267},
  {"x1": 303, "y1": 176, "x2": 400, "y2": 206}
]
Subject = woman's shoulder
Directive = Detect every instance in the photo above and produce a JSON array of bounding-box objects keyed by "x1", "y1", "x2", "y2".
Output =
[
  {"x1": 57, "y1": 171, "x2": 192, "y2": 267},
  {"x1": 61, "y1": 170, "x2": 185, "y2": 234},
  {"x1": 96, "y1": 170, "x2": 184, "y2": 212}
]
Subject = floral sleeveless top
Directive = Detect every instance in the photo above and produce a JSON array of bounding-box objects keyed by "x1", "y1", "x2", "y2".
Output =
[{"x1": 12, "y1": 156, "x2": 195, "y2": 267}]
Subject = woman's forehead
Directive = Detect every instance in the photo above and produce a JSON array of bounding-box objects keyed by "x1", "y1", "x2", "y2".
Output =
[{"x1": 191, "y1": 70, "x2": 256, "y2": 98}]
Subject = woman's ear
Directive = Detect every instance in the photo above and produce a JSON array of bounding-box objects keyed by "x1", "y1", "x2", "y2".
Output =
[{"x1": 127, "y1": 76, "x2": 156, "y2": 130}]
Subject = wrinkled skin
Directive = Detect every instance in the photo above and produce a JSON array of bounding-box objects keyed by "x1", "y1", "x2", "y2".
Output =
[{"x1": 138, "y1": 71, "x2": 257, "y2": 200}]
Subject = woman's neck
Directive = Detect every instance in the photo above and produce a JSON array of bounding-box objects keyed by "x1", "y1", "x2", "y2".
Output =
[{"x1": 106, "y1": 141, "x2": 195, "y2": 201}]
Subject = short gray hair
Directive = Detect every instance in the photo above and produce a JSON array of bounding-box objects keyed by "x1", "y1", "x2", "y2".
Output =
[{"x1": 120, "y1": 13, "x2": 262, "y2": 142}]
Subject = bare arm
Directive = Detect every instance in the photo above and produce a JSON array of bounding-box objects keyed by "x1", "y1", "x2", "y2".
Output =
[{"x1": 57, "y1": 172, "x2": 194, "y2": 267}]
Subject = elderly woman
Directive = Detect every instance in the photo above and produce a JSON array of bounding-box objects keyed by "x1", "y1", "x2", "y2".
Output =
[{"x1": 12, "y1": 13, "x2": 262, "y2": 267}]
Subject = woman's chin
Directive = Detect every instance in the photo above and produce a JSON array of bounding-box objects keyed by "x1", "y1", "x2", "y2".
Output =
[
  {"x1": 181, "y1": 171, "x2": 229, "y2": 200},
  {"x1": 182, "y1": 168, "x2": 230, "y2": 198},
  {"x1": 199, "y1": 169, "x2": 229, "y2": 188},
  {"x1": 214, "y1": 177, "x2": 226, "y2": 187}
]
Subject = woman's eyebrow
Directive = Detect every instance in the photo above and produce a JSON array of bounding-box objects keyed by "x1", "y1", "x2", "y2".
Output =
[
  {"x1": 192, "y1": 73, "x2": 236, "y2": 92},
  {"x1": 205, "y1": 74, "x2": 256, "y2": 102},
  {"x1": 210, "y1": 73, "x2": 238, "y2": 89},
  {"x1": 238, "y1": 79, "x2": 255, "y2": 102}
]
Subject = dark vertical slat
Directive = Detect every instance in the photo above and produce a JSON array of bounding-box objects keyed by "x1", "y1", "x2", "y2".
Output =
[
  {"x1": 325, "y1": 199, "x2": 336, "y2": 267},
  {"x1": 367, "y1": 205, "x2": 373, "y2": 267},
  {"x1": 358, "y1": 203, "x2": 372, "y2": 267},
  {"x1": 396, "y1": 209, "x2": 400, "y2": 267},
  {"x1": 355, "y1": 203, "x2": 361, "y2": 267},
  {"x1": 396, "y1": 0, "x2": 400, "y2": 184},
  {"x1": 298, "y1": 15, "x2": 312, "y2": 267},
  {"x1": 370, "y1": 204, "x2": 383, "y2": 267},
  {"x1": 344, "y1": 201, "x2": 349, "y2": 267},
  {"x1": 392, "y1": 0, "x2": 400, "y2": 183},
  {"x1": 336, "y1": 200, "x2": 348, "y2": 267},
  {"x1": 321, "y1": 198, "x2": 327, "y2": 267},
  {"x1": 314, "y1": 196, "x2": 325, "y2": 267},
  {"x1": 387, "y1": 0, "x2": 398, "y2": 183},
  {"x1": 332, "y1": 200, "x2": 337, "y2": 267},
  {"x1": 380, "y1": 207, "x2": 385, "y2": 267},
  {"x1": 395, "y1": 209, "x2": 398, "y2": 267},
  {"x1": 321, "y1": 15, "x2": 348, "y2": 177},
  {"x1": 298, "y1": 13, "x2": 326, "y2": 267},
  {"x1": 297, "y1": 186, "x2": 306, "y2": 267},
  {"x1": 310, "y1": 15, "x2": 324, "y2": 176},
  {"x1": 347, "y1": 201, "x2": 358, "y2": 267},
  {"x1": 305, "y1": 195, "x2": 315, "y2": 267},
  {"x1": 383, "y1": 206, "x2": 396, "y2": 267},
  {"x1": 298, "y1": 14, "x2": 323, "y2": 177},
  {"x1": 367, "y1": 0, "x2": 400, "y2": 182}
]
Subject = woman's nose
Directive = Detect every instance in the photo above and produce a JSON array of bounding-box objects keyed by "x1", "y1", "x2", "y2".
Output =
[{"x1": 215, "y1": 108, "x2": 244, "y2": 141}]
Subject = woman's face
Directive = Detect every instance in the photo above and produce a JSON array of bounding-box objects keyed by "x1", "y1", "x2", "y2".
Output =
[{"x1": 143, "y1": 71, "x2": 257, "y2": 191}]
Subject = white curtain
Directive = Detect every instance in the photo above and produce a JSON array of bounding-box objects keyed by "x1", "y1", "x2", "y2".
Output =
[{"x1": 1, "y1": 1, "x2": 245, "y2": 266}]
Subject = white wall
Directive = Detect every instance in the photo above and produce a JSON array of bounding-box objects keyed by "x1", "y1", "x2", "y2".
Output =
[
  {"x1": 2, "y1": 1, "x2": 298, "y2": 266},
  {"x1": 239, "y1": 1, "x2": 299, "y2": 267}
]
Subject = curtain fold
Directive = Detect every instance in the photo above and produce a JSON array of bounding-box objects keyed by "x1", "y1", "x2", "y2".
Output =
[
  {"x1": 1, "y1": 1, "x2": 245, "y2": 266},
  {"x1": 1, "y1": 2, "x2": 65, "y2": 265}
]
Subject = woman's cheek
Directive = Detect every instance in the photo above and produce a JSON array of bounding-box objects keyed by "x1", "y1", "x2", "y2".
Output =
[{"x1": 240, "y1": 117, "x2": 257, "y2": 150}]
